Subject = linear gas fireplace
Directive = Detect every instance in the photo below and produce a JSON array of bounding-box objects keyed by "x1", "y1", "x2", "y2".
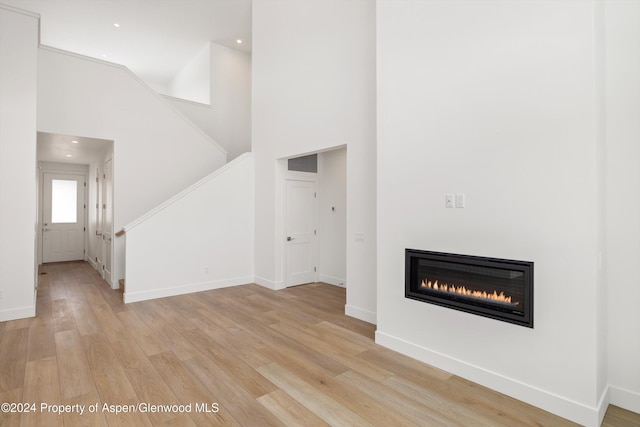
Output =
[{"x1": 405, "y1": 249, "x2": 533, "y2": 328}]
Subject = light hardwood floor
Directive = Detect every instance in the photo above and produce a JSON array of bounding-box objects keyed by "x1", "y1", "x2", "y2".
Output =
[{"x1": 0, "y1": 261, "x2": 637, "y2": 426}]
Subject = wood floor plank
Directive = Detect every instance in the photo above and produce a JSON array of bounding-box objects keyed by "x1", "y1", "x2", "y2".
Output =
[
  {"x1": 110, "y1": 337, "x2": 196, "y2": 427},
  {"x1": 4, "y1": 317, "x2": 32, "y2": 331},
  {"x1": 61, "y1": 390, "x2": 109, "y2": 427},
  {"x1": 602, "y1": 405, "x2": 640, "y2": 427},
  {"x1": 184, "y1": 355, "x2": 282, "y2": 427},
  {"x1": 0, "y1": 388, "x2": 23, "y2": 427},
  {"x1": 337, "y1": 369, "x2": 455, "y2": 426},
  {"x1": 181, "y1": 327, "x2": 278, "y2": 398},
  {"x1": 149, "y1": 351, "x2": 241, "y2": 426},
  {"x1": 116, "y1": 310, "x2": 168, "y2": 357},
  {"x1": 0, "y1": 328, "x2": 29, "y2": 392},
  {"x1": 383, "y1": 373, "x2": 522, "y2": 427},
  {"x1": 269, "y1": 320, "x2": 367, "y2": 359},
  {"x1": 235, "y1": 315, "x2": 350, "y2": 377},
  {"x1": 189, "y1": 314, "x2": 273, "y2": 368},
  {"x1": 257, "y1": 362, "x2": 374, "y2": 427},
  {"x1": 55, "y1": 329, "x2": 95, "y2": 400},
  {"x1": 80, "y1": 332, "x2": 138, "y2": 404},
  {"x1": 258, "y1": 389, "x2": 331, "y2": 427},
  {"x1": 257, "y1": 341, "x2": 415, "y2": 427},
  {"x1": 51, "y1": 298, "x2": 77, "y2": 333},
  {"x1": 68, "y1": 298, "x2": 102, "y2": 336},
  {"x1": 26, "y1": 324, "x2": 56, "y2": 362},
  {"x1": 130, "y1": 302, "x2": 202, "y2": 361},
  {"x1": 21, "y1": 357, "x2": 63, "y2": 427},
  {"x1": 444, "y1": 375, "x2": 579, "y2": 427}
]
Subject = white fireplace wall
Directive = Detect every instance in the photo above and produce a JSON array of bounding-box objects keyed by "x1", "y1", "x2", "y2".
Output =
[{"x1": 376, "y1": 1, "x2": 604, "y2": 426}]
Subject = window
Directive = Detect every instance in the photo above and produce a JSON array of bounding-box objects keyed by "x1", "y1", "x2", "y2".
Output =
[{"x1": 51, "y1": 179, "x2": 77, "y2": 223}]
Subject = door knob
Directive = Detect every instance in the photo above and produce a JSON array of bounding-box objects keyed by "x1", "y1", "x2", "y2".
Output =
[{"x1": 287, "y1": 236, "x2": 293, "y2": 241}]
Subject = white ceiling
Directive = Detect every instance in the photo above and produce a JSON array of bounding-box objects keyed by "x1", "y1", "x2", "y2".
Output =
[
  {"x1": 4, "y1": 0, "x2": 252, "y2": 165},
  {"x1": 37, "y1": 132, "x2": 112, "y2": 165},
  {"x1": 2, "y1": 0, "x2": 252, "y2": 86}
]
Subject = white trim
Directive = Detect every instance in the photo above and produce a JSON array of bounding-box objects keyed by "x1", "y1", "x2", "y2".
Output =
[
  {"x1": 253, "y1": 276, "x2": 286, "y2": 291},
  {"x1": 375, "y1": 330, "x2": 603, "y2": 427},
  {"x1": 609, "y1": 385, "x2": 640, "y2": 415},
  {"x1": 124, "y1": 153, "x2": 253, "y2": 232},
  {"x1": 596, "y1": 386, "x2": 610, "y2": 427},
  {"x1": 123, "y1": 276, "x2": 253, "y2": 303},
  {"x1": 0, "y1": 305, "x2": 36, "y2": 322},
  {"x1": 38, "y1": 45, "x2": 227, "y2": 157},
  {"x1": 345, "y1": 304, "x2": 377, "y2": 325},
  {"x1": 318, "y1": 274, "x2": 346, "y2": 288},
  {"x1": 161, "y1": 94, "x2": 212, "y2": 108},
  {"x1": 0, "y1": 3, "x2": 40, "y2": 19}
]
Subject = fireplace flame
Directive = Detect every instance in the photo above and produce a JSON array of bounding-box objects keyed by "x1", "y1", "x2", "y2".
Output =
[{"x1": 420, "y1": 279, "x2": 518, "y2": 305}]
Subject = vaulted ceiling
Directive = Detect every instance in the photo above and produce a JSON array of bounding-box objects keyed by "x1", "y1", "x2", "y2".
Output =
[
  {"x1": 2, "y1": 0, "x2": 252, "y2": 86},
  {"x1": 2, "y1": 0, "x2": 252, "y2": 164}
]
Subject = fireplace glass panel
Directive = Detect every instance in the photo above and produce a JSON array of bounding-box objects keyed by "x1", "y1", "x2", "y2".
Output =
[{"x1": 406, "y1": 250, "x2": 533, "y2": 327}]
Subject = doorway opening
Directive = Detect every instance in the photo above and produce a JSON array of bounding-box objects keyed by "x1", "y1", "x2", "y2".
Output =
[
  {"x1": 37, "y1": 132, "x2": 114, "y2": 286},
  {"x1": 281, "y1": 147, "x2": 346, "y2": 289}
]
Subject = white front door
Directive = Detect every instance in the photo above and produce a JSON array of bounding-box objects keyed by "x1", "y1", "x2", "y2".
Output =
[
  {"x1": 285, "y1": 179, "x2": 317, "y2": 287},
  {"x1": 102, "y1": 158, "x2": 113, "y2": 284},
  {"x1": 42, "y1": 173, "x2": 86, "y2": 263}
]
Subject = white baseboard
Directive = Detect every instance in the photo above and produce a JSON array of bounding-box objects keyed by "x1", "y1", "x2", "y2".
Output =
[
  {"x1": 87, "y1": 257, "x2": 97, "y2": 270},
  {"x1": 318, "y1": 274, "x2": 346, "y2": 288},
  {"x1": 123, "y1": 276, "x2": 253, "y2": 303},
  {"x1": 609, "y1": 385, "x2": 640, "y2": 415},
  {"x1": 253, "y1": 276, "x2": 286, "y2": 290},
  {"x1": 345, "y1": 304, "x2": 377, "y2": 325},
  {"x1": 0, "y1": 305, "x2": 36, "y2": 322},
  {"x1": 375, "y1": 330, "x2": 603, "y2": 427}
]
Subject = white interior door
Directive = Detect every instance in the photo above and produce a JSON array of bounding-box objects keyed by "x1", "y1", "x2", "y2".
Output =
[
  {"x1": 102, "y1": 158, "x2": 113, "y2": 283},
  {"x1": 42, "y1": 173, "x2": 86, "y2": 263},
  {"x1": 95, "y1": 166, "x2": 104, "y2": 273},
  {"x1": 285, "y1": 179, "x2": 317, "y2": 287}
]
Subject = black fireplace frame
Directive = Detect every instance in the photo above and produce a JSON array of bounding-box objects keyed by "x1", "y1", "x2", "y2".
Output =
[{"x1": 405, "y1": 249, "x2": 534, "y2": 328}]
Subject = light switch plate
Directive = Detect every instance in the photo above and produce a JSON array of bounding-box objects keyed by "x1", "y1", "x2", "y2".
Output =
[
  {"x1": 446, "y1": 194, "x2": 454, "y2": 208},
  {"x1": 455, "y1": 193, "x2": 465, "y2": 208}
]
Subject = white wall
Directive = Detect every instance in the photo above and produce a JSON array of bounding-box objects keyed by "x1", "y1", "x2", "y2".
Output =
[
  {"x1": 377, "y1": 1, "x2": 603, "y2": 425},
  {"x1": 0, "y1": 6, "x2": 38, "y2": 321},
  {"x1": 167, "y1": 42, "x2": 211, "y2": 104},
  {"x1": 252, "y1": 0, "x2": 376, "y2": 323},
  {"x1": 124, "y1": 154, "x2": 254, "y2": 302},
  {"x1": 318, "y1": 148, "x2": 346, "y2": 287},
  {"x1": 168, "y1": 43, "x2": 251, "y2": 161},
  {"x1": 36, "y1": 46, "x2": 228, "y2": 287},
  {"x1": 605, "y1": 0, "x2": 640, "y2": 414}
]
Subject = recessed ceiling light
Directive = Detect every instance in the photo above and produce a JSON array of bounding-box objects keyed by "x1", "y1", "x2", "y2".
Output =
[
  {"x1": 113, "y1": 23, "x2": 120, "y2": 28},
  {"x1": 102, "y1": 54, "x2": 108, "y2": 58},
  {"x1": 65, "y1": 154, "x2": 72, "y2": 158},
  {"x1": 236, "y1": 39, "x2": 243, "y2": 44},
  {"x1": 71, "y1": 140, "x2": 79, "y2": 144}
]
